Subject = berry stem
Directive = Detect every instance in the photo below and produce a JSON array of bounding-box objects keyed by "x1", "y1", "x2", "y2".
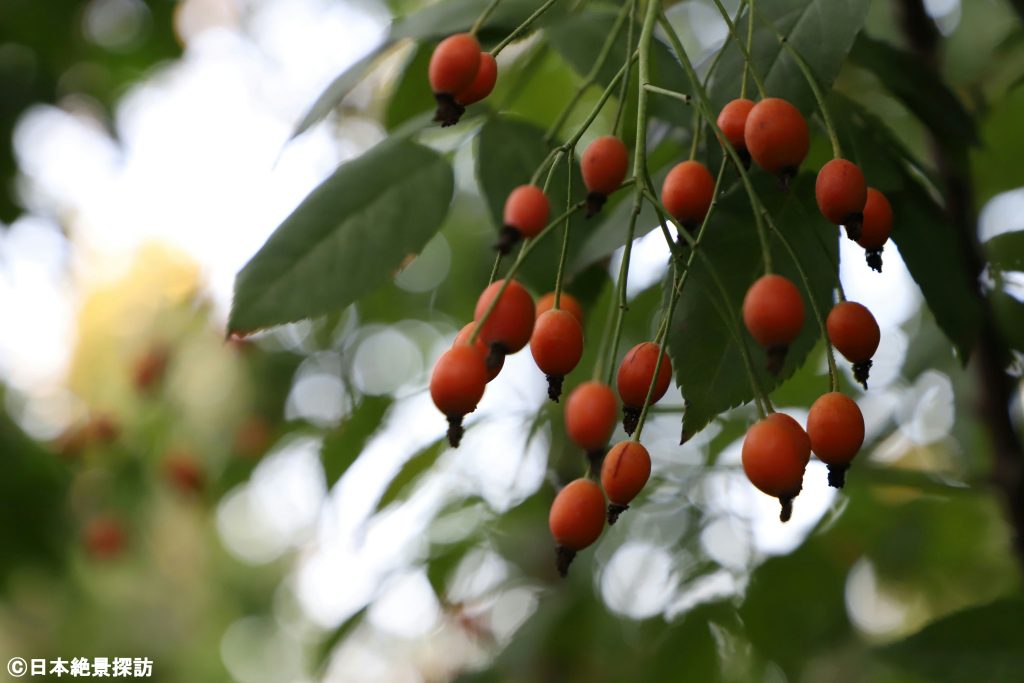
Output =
[
  {"x1": 751, "y1": 5, "x2": 842, "y2": 159},
  {"x1": 489, "y1": 0, "x2": 560, "y2": 58},
  {"x1": 741, "y1": 0, "x2": 756, "y2": 99},
  {"x1": 612, "y1": 0, "x2": 639, "y2": 136},
  {"x1": 708, "y1": 0, "x2": 767, "y2": 98},
  {"x1": 641, "y1": 186, "x2": 770, "y2": 419},
  {"x1": 544, "y1": 0, "x2": 632, "y2": 144},
  {"x1": 632, "y1": 265, "x2": 680, "y2": 441},
  {"x1": 655, "y1": 15, "x2": 773, "y2": 273},
  {"x1": 488, "y1": 252, "x2": 502, "y2": 285},
  {"x1": 603, "y1": 0, "x2": 659, "y2": 388},
  {"x1": 470, "y1": 0, "x2": 503, "y2": 37},
  {"x1": 553, "y1": 152, "x2": 574, "y2": 310}
]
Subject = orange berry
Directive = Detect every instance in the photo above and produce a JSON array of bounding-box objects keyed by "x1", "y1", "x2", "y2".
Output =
[
  {"x1": 617, "y1": 342, "x2": 672, "y2": 435},
  {"x1": 474, "y1": 279, "x2": 535, "y2": 355},
  {"x1": 741, "y1": 416, "x2": 810, "y2": 521},
  {"x1": 455, "y1": 52, "x2": 497, "y2": 105},
  {"x1": 601, "y1": 440, "x2": 651, "y2": 523},
  {"x1": 430, "y1": 345, "x2": 488, "y2": 447},
  {"x1": 806, "y1": 392, "x2": 864, "y2": 488},
  {"x1": 815, "y1": 159, "x2": 867, "y2": 236},
  {"x1": 744, "y1": 98, "x2": 809, "y2": 179},
  {"x1": 565, "y1": 381, "x2": 618, "y2": 453},
  {"x1": 536, "y1": 291, "x2": 584, "y2": 326},
  {"x1": 83, "y1": 515, "x2": 126, "y2": 560},
  {"x1": 717, "y1": 97, "x2": 755, "y2": 152},
  {"x1": 827, "y1": 301, "x2": 880, "y2": 390},
  {"x1": 858, "y1": 188, "x2": 894, "y2": 272},
  {"x1": 530, "y1": 309, "x2": 584, "y2": 401},
  {"x1": 498, "y1": 185, "x2": 549, "y2": 253},
  {"x1": 742, "y1": 274, "x2": 804, "y2": 372},
  {"x1": 549, "y1": 478, "x2": 606, "y2": 576},
  {"x1": 163, "y1": 450, "x2": 205, "y2": 495},
  {"x1": 454, "y1": 322, "x2": 503, "y2": 381},
  {"x1": 428, "y1": 33, "x2": 481, "y2": 95},
  {"x1": 581, "y1": 136, "x2": 629, "y2": 216},
  {"x1": 661, "y1": 160, "x2": 715, "y2": 227},
  {"x1": 765, "y1": 412, "x2": 812, "y2": 465}
]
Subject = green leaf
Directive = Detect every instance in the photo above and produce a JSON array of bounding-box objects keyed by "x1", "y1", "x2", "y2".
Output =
[
  {"x1": 985, "y1": 230, "x2": 1024, "y2": 272},
  {"x1": 708, "y1": 0, "x2": 871, "y2": 115},
  {"x1": 474, "y1": 115, "x2": 588, "y2": 293},
  {"x1": 229, "y1": 139, "x2": 454, "y2": 334},
  {"x1": 375, "y1": 438, "x2": 446, "y2": 511},
  {"x1": 667, "y1": 173, "x2": 838, "y2": 438},
  {"x1": 849, "y1": 34, "x2": 978, "y2": 155},
  {"x1": 291, "y1": 46, "x2": 387, "y2": 141},
  {"x1": 878, "y1": 598, "x2": 1024, "y2": 683},
  {"x1": 384, "y1": 43, "x2": 436, "y2": 131},
  {"x1": 889, "y1": 178, "x2": 982, "y2": 361},
  {"x1": 320, "y1": 396, "x2": 392, "y2": 488}
]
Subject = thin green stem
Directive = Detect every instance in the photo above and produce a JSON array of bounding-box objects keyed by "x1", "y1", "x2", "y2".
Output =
[
  {"x1": 656, "y1": 16, "x2": 771, "y2": 272},
  {"x1": 553, "y1": 152, "x2": 574, "y2": 309},
  {"x1": 633, "y1": 263, "x2": 683, "y2": 441},
  {"x1": 471, "y1": 0, "x2": 503, "y2": 36},
  {"x1": 643, "y1": 84, "x2": 691, "y2": 104},
  {"x1": 751, "y1": 5, "x2": 842, "y2": 158},
  {"x1": 490, "y1": 0, "x2": 560, "y2": 57},
  {"x1": 604, "y1": 0, "x2": 659, "y2": 387},
  {"x1": 641, "y1": 186, "x2": 769, "y2": 418},
  {"x1": 612, "y1": 0, "x2": 639, "y2": 136},
  {"x1": 470, "y1": 200, "x2": 588, "y2": 345},
  {"x1": 741, "y1": 0, "x2": 755, "y2": 99},
  {"x1": 488, "y1": 252, "x2": 502, "y2": 285},
  {"x1": 545, "y1": 0, "x2": 631, "y2": 143},
  {"x1": 709, "y1": 0, "x2": 766, "y2": 97}
]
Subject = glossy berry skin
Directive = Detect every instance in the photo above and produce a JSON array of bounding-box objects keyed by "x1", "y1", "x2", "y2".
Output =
[
  {"x1": 454, "y1": 323, "x2": 502, "y2": 381},
  {"x1": 430, "y1": 345, "x2": 487, "y2": 416},
  {"x1": 428, "y1": 33, "x2": 481, "y2": 95},
  {"x1": 766, "y1": 412, "x2": 812, "y2": 463},
  {"x1": 815, "y1": 159, "x2": 867, "y2": 225},
  {"x1": 549, "y1": 478, "x2": 606, "y2": 551},
  {"x1": 565, "y1": 381, "x2": 618, "y2": 451},
  {"x1": 455, "y1": 52, "x2": 497, "y2": 105},
  {"x1": 661, "y1": 160, "x2": 715, "y2": 226},
  {"x1": 717, "y1": 98, "x2": 755, "y2": 151},
  {"x1": 474, "y1": 279, "x2": 535, "y2": 353},
  {"x1": 503, "y1": 185, "x2": 550, "y2": 239},
  {"x1": 617, "y1": 342, "x2": 672, "y2": 408},
  {"x1": 827, "y1": 302, "x2": 880, "y2": 364},
  {"x1": 806, "y1": 392, "x2": 864, "y2": 466},
  {"x1": 858, "y1": 188, "x2": 893, "y2": 250},
  {"x1": 531, "y1": 309, "x2": 584, "y2": 377},
  {"x1": 744, "y1": 98, "x2": 809, "y2": 176},
  {"x1": 601, "y1": 440, "x2": 651, "y2": 506},
  {"x1": 742, "y1": 274, "x2": 805, "y2": 348},
  {"x1": 582, "y1": 136, "x2": 629, "y2": 195},
  {"x1": 536, "y1": 291, "x2": 583, "y2": 326},
  {"x1": 742, "y1": 416, "x2": 809, "y2": 499}
]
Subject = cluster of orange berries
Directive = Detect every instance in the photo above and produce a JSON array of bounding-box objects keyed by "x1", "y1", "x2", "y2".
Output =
[{"x1": 428, "y1": 32, "x2": 891, "y2": 573}]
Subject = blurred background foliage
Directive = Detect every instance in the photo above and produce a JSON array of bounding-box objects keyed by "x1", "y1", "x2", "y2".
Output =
[{"x1": 0, "y1": 1, "x2": 1023, "y2": 682}]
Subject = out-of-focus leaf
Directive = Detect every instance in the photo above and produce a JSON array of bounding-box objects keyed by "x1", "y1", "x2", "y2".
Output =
[
  {"x1": 889, "y1": 179, "x2": 982, "y2": 362},
  {"x1": 229, "y1": 139, "x2": 453, "y2": 334},
  {"x1": 708, "y1": 0, "x2": 871, "y2": 115},
  {"x1": 878, "y1": 598, "x2": 1024, "y2": 683},
  {"x1": 985, "y1": 230, "x2": 1024, "y2": 272},
  {"x1": 474, "y1": 115, "x2": 589, "y2": 293},
  {"x1": 971, "y1": 83, "x2": 1024, "y2": 204},
  {"x1": 667, "y1": 173, "x2": 838, "y2": 439},
  {"x1": 385, "y1": 43, "x2": 436, "y2": 131},
  {"x1": 849, "y1": 35, "x2": 978, "y2": 155},
  {"x1": 321, "y1": 396, "x2": 392, "y2": 488},
  {"x1": 375, "y1": 438, "x2": 446, "y2": 511},
  {"x1": 990, "y1": 288, "x2": 1024, "y2": 352},
  {"x1": 290, "y1": 47, "x2": 387, "y2": 140}
]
